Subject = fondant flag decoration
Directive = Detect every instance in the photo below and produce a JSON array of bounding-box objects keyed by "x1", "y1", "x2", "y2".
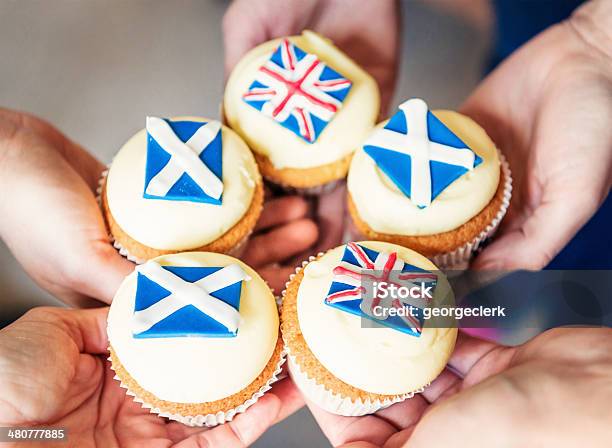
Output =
[
  {"x1": 144, "y1": 117, "x2": 224, "y2": 204},
  {"x1": 242, "y1": 39, "x2": 352, "y2": 143},
  {"x1": 363, "y1": 98, "x2": 482, "y2": 207},
  {"x1": 132, "y1": 261, "x2": 250, "y2": 338},
  {"x1": 325, "y1": 242, "x2": 437, "y2": 337}
]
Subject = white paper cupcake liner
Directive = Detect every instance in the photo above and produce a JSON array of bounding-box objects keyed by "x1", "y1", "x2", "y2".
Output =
[
  {"x1": 346, "y1": 150, "x2": 513, "y2": 270},
  {"x1": 97, "y1": 168, "x2": 254, "y2": 264},
  {"x1": 432, "y1": 151, "x2": 512, "y2": 269},
  {"x1": 287, "y1": 351, "x2": 424, "y2": 416},
  {"x1": 279, "y1": 254, "x2": 426, "y2": 417},
  {"x1": 108, "y1": 342, "x2": 286, "y2": 427}
]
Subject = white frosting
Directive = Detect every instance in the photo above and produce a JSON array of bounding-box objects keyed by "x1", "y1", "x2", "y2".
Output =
[
  {"x1": 108, "y1": 252, "x2": 279, "y2": 404},
  {"x1": 224, "y1": 30, "x2": 380, "y2": 169},
  {"x1": 106, "y1": 117, "x2": 259, "y2": 250},
  {"x1": 132, "y1": 261, "x2": 249, "y2": 335},
  {"x1": 348, "y1": 110, "x2": 500, "y2": 235},
  {"x1": 297, "y1": 241, "x2": 457, "y2": 395},
  {"x1": 144, "y1": 117, "x2": 223, "y2": 200}
]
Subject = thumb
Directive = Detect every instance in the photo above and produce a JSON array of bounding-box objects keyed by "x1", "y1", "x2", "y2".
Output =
[
  {"x1": 43, "y1": 306, "x2": 110, "y2": 355},
  {"x1": 172, "y1": 393, "x2": 280, "y2": 448},
  {"x1": 222, "y1": 0, "x2": 269, "y2": 77},
  {"x1": 405, "y1": 392, "x2": 496, "y2": 448},
  {"x1": 68, "y1": 242, "x2": 135, "y2": 304},
  {"x1": 473, "y1": 192, "x2": 598, "y2": 270}
]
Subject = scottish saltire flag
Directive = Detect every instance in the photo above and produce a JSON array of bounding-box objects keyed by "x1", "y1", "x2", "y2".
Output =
[
  {"x1": 325, "y1": 243, "x2": 438, "y2": 337},
  {"x1": 132, "y1": 261, "x2": 250, "y2": 339},
  {"x1": 144, "y1": 117, "x2": 223, "y2": 204},
  {"x1": 363, "y1": 98, "x2": 482, "y2": 208},
  {"x1": 242, "y1": 39, "x2": 352, "y2": 143}
]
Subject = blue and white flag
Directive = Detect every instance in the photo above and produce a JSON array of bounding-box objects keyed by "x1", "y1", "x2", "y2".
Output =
[
  {"x1": 132, "y1": 261, "x2": 250, "y2": 338},
  {"x1": 144, "y1": 117, "x2": 223, "y2": 204},
  {"x1": 363, "y1": 99, "x2": 482, "y2": 208}
]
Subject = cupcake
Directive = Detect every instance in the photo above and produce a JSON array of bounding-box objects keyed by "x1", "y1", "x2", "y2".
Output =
[
  {"x1": 347, "y1": 98, "x2": 511, "y2": 268},
  {"x1": 107, "y1": 251, "x2": 284, "y2": 426},
  {"x1": 101, "y1": 116, "x2": 263, "y2": 262},
  {"x1": 224, "y1": 30, "x2": 380, "y2": 193},
  {"x1": 281, "y1": 241, "x2": 457, "y2": 416}
]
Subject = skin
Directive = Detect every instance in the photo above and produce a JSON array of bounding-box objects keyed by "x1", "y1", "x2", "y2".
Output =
[
  {"x1": 223, "y1": 0, "x2": 401, "y2": 116},
  {"x1": 2, "y1": 309, "x2": 611, "y2": 447},
  {"x1": 1, "y1": 0, "x2": 610, "y2": 446},
  {"x1": 469, "y1": 0, "x2": 612, "y2": 270},
  {"x1": 0, "y1": 306, "x2": 304, "y2": 447},
  {"x1": 223, "y1": 0, "x2": 612, "y2": 271},
  {"x1": 222, "y1": 0, "x2": 612, "y2": 446},
  {"x1": 309, "y1": 3, "x2": 612, "y2": 445},
  {"x1": 222, "y1": 0, "x2": 401, "y2": 258},
  {"x1": 0, "y1": 109, "x2": 318, "y2": 446},
  {"x1": 0, "y1": 109, "x2": 319, "y2": 306},
  {"x1": 310, "y1": 328, "x2": 612, "y2": 448}
]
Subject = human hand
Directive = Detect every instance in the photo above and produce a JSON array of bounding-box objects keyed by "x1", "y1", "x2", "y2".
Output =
[
  {"x1": 223, "y1": 0, "x2": 400, "y2": 115},
  {"x1": 466, "y1": 0, "x2": 612, "y2": 270},
  {"x1": 0, "y1": 109, "x2": 134, "y2": 306},
  {"x1": 309, "y1": 328, "x2": 612, "y2": 447},
  {"x1": 0, "y1": 108, "x2": 317, "y2": 305},
  {"x1": 0, "y1": 306, "x2": 304, "y2": 447},
  {"x1": 242, "y1": 194, "x2": 318, "y2": 293}
]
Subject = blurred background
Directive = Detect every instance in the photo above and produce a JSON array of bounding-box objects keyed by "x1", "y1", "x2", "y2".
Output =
[{"x1": 0, "y1": 1, "x2": 492, "y2": 446}]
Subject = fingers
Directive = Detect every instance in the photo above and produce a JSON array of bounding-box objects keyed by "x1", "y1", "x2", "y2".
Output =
[
  {"x1": 243, "y1": 219, "x2": 318, "y2": 268},
  {"x1": 66, "y1": 241, "x2": 135, "y2": 304},
  {"x1": 172, "y1": 393, "x2": 281, "y2": 448},
  {"x1": 0, "y1": 108, "x2": 105, "y2": 191},
  {"x1": 257, "y1": 265, "x2": 295, "y2": 294},
  {"x1": 373, "y1": 396, "x2": 428, "y2": 430},
  {"x1": 312, "y1": 185, "x2": 347, "y2": 253},
  {"x1": 222, "y1": 0, "x2": 269, "y2": 76},
  {"x1": 473, "y1": 194, "x2": 599, "y2": 270},
  {"x1": 269, "y1": 377, "x2": 305, "y2": 423},
  {"x1": 420, "y1": 368, "x2": 462, "y2": 404},
  {"x1": 306, "y1": 399, "x2": 397, "y2": 447},
  {"x1": 44, "y1": 306, "x2": 110, "y2": 355},
  {"x1": 338, "y1": 443, "x2": 380, "y2": 448},
  {"x1": 167, "y1": 378, "x2": 303, "y2": 445},
  {"x1": 256, "y1": 196, "x2": 310, "y2": 231}
]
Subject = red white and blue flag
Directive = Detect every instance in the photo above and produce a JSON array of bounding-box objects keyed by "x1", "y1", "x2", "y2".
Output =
[
  {"x1": 325, "y1": 242, "x2": 438, "y2": 337},
  {"x1": 243, "y1": 39, "x2": 352, "y2": 143}
]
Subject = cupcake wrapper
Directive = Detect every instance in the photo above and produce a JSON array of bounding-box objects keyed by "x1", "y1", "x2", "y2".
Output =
[
  {"x1": 287, "y1": 351, "x2": 424, "y2": 416},
  {"x1": 432, "y1": 151, "x2": 512, "y2": 269},
  {"x1": 346, "y1": 150, "x2": 513, "y2": 270},
  {"x1": 107, "y1": 344, "x2": 286, "y2": 427},
  {"x1": 280, "y1": 255, "x2": 426, "y2": 417},
  {"x1": 97, "y1": 168, "x2": 253, "y2": 264}
]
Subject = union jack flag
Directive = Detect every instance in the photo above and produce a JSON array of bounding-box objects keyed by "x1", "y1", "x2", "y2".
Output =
[
  {"x1": 243, "y1": 39, "x2": 352, "y2": 143},
  {"x1": 325, "y1": 242, "x2": 438, "y2": 337}
]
